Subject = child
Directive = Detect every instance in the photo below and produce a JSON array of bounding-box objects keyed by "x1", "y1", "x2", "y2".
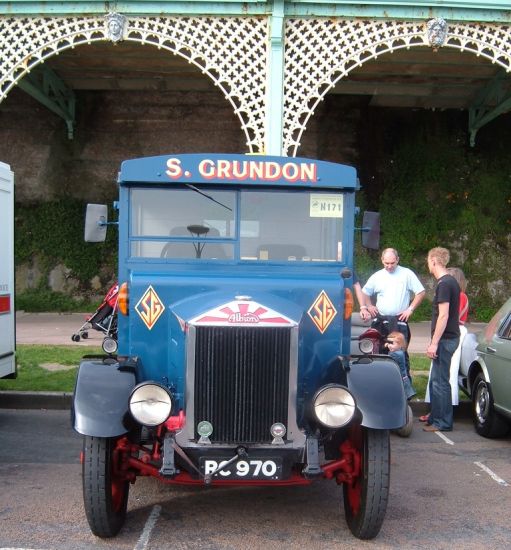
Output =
[{"x1": 385, "y1": 331, "x2": 417, "y2": 400}]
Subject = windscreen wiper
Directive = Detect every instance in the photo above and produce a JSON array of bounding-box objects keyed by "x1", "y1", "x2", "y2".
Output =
[{"x1": 185, "y1": 183, "x2": 232, "y2": 212}]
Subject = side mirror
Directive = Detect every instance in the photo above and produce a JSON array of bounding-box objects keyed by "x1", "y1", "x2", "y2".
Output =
[
  {"x1": 84, "y1": 204, "x2": 108, "y2": 242},
  {"x1": 361, "y1": 211, "x2": 380, "y2": 250}
]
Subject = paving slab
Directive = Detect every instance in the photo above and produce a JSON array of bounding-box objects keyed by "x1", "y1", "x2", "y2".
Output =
[
  {"x1": 15, "y1": 311, "x2": 106, "y2": 347},
  {"x1": 16, "y1": 311, "x2": 486, "y2": 352}
]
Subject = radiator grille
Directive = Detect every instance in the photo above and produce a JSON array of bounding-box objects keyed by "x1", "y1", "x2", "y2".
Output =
[{"x1": 194, "y1": 326, "x2": 291, "y2": 444}]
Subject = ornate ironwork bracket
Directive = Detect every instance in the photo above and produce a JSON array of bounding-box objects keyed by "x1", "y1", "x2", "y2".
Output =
[
  {"x1": 17, "y1": 65, "x2": 76, "y2": 139},
  {"x1": 469, "y1": 70, "x2": 511, "y2": 147}
]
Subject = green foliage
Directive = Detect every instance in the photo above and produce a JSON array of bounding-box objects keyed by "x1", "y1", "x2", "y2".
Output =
[
  {"x1": 15, "y1": 288, "x2": 97, "y2": 313},
  {"x1": 15, "y1": 199, "x2": 118, "y2": 309},
  {"x1": 356, "y1": 116, "x2": 511, "y2": 318},
  {"x1": 411, "y1": 298, "x2": 431, "y2": 322},
  {"x1": 465, "y1": 302, "x2": 496, "y2": 323},
  {"x1": 0, "y1": 345, "x2": 101, "y2": 392},
  {"x1": 14, "y1": 118, "x2": 510, "y2": 317},
  {"x1": 15, "y1": 199, "x2": 117, "y2": 279}
]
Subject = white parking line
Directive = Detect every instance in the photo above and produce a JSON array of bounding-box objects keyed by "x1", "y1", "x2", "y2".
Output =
[
  {"x1": 474, "y1": 461, "x2": 510, "y2": 487},
  {"x1": 134, "y1": 504, "x2": 162, "y2": 550},
  {"x1": 434, "y1": 431, "x2": 454, "y2": 445}
]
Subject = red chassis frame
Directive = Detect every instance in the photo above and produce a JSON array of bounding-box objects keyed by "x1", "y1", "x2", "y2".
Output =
[{"x1": 94, "y1": 413, "x2": 362, "y2": 496}]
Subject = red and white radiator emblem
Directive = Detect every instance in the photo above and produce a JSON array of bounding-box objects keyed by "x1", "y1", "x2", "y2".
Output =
[{"x1": 190, "y1": 301, "x2": 295, "y2": 327}]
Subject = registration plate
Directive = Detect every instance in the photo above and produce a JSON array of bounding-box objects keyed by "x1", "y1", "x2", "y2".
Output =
[{"x1": 200, "y1": 457, "x2": 283, "y2": 480}]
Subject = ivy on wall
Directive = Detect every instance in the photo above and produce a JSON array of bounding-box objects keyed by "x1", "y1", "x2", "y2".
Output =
[
  {"x1": 15, "y1": 199, "x2": 118, "y2": 310},
  {"x1": 12, "y1": 112, "x2": 511, "y2": 320},
  {"x1": 355, "y1": 116, "x2": 511, "y2": 322}
]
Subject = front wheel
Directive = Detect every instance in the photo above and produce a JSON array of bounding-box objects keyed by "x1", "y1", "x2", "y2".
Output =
[
  {"x1": 343, "y1": 427, "x2": 390, "y2": 540},
  {"x1": 472, "y1": 374, "x2": 509, "y2": 438},
  {"x1": 82, "y1": 436, "x2": 129, "y2": 538}
]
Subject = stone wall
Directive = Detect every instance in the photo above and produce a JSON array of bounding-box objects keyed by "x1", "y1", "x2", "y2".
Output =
[
  {"x1": 1, "y1": 89, "x2": 366, "y2": 204},
  {"x1": 1, "y1": 88, "x2": 248, "y2": 203},
  {"x1": 1, "y1": 87, "x2": 509, "y2": 313},
  {"x1": 1, "y1": 88, "x2": 363, "y2": 298}
]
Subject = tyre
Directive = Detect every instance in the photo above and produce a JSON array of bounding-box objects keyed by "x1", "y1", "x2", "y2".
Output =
[
  {"x1": 394, "y1": 404, "x2": 413, "y2": 438},
  {"x1": 82, "y1": 436, "x2": 129, "y2": 537},
  {"x1": 343, "y1": 427, "x2": 390, "y2": 540},
  {"x1": 71, "y1": 334, "x2": 80, "y2": 342},
  {"x1": 472, "y1": 374, "x2": 510, "y2": 438},
  {"x1": 82, "y1": 331, "x2": 89, "y2": 339}
]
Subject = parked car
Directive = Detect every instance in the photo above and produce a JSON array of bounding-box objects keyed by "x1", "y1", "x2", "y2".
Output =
[{"x1": 459, "y1": 297, "x2": 511, "y2": 438}]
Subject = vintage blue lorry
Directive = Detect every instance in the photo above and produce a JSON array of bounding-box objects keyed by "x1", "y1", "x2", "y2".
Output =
[{"x1": 72, "y1": 153, "x2": 406, "y2": 540}]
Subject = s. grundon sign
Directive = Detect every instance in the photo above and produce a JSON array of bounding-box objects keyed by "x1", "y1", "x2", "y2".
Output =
[
  {"x1": 119, "y1": 154, "x2": 357, "y2": 189},
  {"x1": 165, "y1": 157, "x2": 318, "y2": 184}
]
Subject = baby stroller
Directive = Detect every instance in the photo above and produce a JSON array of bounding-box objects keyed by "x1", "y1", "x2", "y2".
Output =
[{"x1": 71, "y1": 283, "x2": 119, "y2": 354}]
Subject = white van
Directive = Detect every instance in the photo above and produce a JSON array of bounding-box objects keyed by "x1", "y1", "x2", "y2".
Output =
[{"x1": 0, "y1": 162, "x2": 15, "y2": 378}]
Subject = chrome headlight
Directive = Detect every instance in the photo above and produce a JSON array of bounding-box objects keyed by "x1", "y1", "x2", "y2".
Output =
[
  {"x1": 102, "y1": 337, "x2": 118, "y2": 355},
  {"x1": 129, "y1": 383, "x2": 172, "y2": 426},
  {"x1": 313, "y1": 385, "x2": 356, "y2": 428},
  {"x1": 359, "y1": 338, "x2": 375, "y2": 354}
]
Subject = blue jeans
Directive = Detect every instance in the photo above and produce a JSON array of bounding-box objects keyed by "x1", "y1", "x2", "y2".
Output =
[
  {"x1": 389, "y1": 350, "x2": 416, "y2": 400},
  {"x1": 428, "y1": 337, "x2": 460, "y2": 430}
]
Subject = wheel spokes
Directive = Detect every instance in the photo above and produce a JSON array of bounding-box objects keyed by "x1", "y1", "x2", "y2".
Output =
[{"x1": 476, "y1": 383, "x2": 489, "y2": 424}]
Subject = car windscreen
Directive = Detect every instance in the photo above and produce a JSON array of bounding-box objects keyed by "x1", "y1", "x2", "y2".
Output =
[{"x1": 129, "y1": 187, "x2": 345, "y2": 262}]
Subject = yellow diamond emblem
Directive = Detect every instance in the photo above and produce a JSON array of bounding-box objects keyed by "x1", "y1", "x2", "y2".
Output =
[
  {"x1": 135, "y1": 286, "x2": 165, "y2": 330},
  {"x1": 308, "y1": 290, "x2": 337, "y2": 334}
]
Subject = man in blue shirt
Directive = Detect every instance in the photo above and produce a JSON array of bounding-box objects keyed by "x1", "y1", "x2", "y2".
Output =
[
  {"x1": 359, "y1": 248, "x2": 425, "y2": 375},
  {"x1": 360, "y1": 247, "x2": 425, "y2": 335}
]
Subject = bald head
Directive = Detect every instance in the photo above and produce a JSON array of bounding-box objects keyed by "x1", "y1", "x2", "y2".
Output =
[{"x1": 381, "y1": 248, "x2": 399, "y2": 273}]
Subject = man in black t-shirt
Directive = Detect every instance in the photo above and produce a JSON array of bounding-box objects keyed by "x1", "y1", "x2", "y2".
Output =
[{"x1": 424, "y1": 247, "x2": 460, "y2": 432}]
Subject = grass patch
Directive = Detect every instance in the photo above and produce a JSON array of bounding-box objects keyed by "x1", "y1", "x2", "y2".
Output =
[
  {"x1": 410, "y1": 354, "x2": 430, "y2": 373},
  {"x1": 409, "y1": 354, "x2": 467, "y2": 402},
  {"x1": 0, "y1": 345, "x2": 101, "y2": 392},
  {"x1": 410, "y1": 354, "x2": 430, "y2": 400},
  {"x1": 4, "y1": 345, "x2": 436, "y2": 399},
  {"x1": 411, "y1": 374, "x2": 429, "y2": 400}
]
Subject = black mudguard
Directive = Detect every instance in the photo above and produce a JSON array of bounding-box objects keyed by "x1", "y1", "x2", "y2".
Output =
[
  {"x1": 347, "y1": 356, "x2": 407, "y2": 429},
  {"x1": 72, "y1": 356, "x2": 138, "y2": 437}
]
